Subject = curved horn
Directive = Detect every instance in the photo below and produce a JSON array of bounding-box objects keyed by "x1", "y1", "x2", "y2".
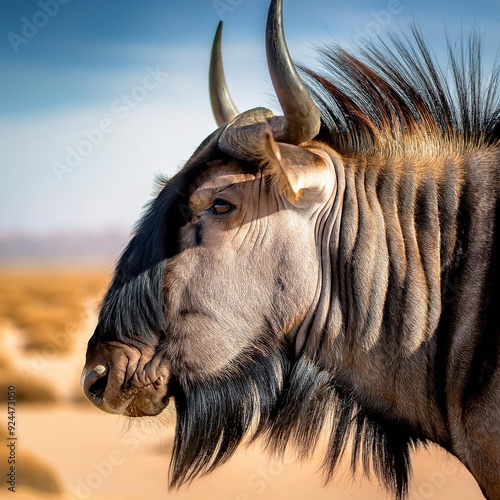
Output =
[
  {"x1": 266, "y1": 0, "x2": 320, "y2": 144},
  {"x1": 209, "y1": 21, "x2": 239, "y2": 126}
]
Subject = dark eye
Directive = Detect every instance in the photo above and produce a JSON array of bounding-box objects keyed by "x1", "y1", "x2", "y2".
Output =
[{"x1": 210, "y1": 200, "x2": 234, "y2": 215}]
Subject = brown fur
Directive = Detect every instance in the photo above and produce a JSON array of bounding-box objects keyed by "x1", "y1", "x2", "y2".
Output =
[{"x1": 83, "y1": 27, "x2": 500, "y2": 499}]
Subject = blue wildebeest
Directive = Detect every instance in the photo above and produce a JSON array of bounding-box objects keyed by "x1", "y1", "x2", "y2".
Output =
[{"x1": 82, "y1": 0, "x2": 500, "y2": 498}]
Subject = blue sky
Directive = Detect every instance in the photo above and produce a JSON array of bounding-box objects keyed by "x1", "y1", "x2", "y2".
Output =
[{"x1": 1, "y1": 0, "x2": 499, "y2": 234}]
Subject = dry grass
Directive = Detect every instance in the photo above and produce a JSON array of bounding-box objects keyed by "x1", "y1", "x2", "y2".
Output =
[
  {"x1": 0, "y1": 267, "x2": 110, "y2": 353},
  {"x1": 0, "y1": 374, "x2": 60, "y2": 404},
  {"x1": 0, "y1": 267, "x2": 111, "y2": 404},
  {"x1": 0, "y1": 426, "x2": 64, "y2": 495},
  {"x1": 0, "y1": 354, "x2": 12, "y2": 370}
]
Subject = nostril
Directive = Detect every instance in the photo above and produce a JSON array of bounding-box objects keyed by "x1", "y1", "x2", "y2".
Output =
[
  {"x1": 83, "y1": 365, "x2": 108, "y2": 403},
  {"x1": 88, "y1": 372, "x2": 109, "y2": 400}
]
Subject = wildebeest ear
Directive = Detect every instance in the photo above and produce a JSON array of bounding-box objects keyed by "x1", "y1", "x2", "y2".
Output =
[
  {"x1": 219, "y1": 115, "x2": 333, "y2": 204},
  {"x1": 262, "y1": 129, "x2": 334, "y2": 204}
]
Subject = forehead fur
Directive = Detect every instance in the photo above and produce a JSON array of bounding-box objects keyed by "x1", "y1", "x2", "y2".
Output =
[{"x1": 192, "y1": 160, "x2": 257, "y2": 195}]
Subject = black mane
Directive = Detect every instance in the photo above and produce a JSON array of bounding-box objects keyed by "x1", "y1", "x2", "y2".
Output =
[{"x1": 303, "y1": 27, "x2": 500, "y2": 156}]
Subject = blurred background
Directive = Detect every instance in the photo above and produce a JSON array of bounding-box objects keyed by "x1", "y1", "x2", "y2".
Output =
[{"x1": 0, "y1": 0, "x2": 497, "y2": 498}]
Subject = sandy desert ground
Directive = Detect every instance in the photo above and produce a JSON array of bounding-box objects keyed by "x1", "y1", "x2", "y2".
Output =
[{"x1": 0, "y1": 268, "x2": 485, "y2": 499}]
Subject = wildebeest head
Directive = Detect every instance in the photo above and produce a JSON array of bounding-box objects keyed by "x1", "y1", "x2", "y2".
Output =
[
  {"x1": 81, "y1": 0, "x2": 500, "y2": 497},
  {"x1": 82, "y1": 0, "x2": 337, "y2": 481}
]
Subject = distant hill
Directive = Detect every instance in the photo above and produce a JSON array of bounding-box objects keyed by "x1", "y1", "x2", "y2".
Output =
[{"x1": 0, "y1": 230, "x2": 130, "y2": 266}]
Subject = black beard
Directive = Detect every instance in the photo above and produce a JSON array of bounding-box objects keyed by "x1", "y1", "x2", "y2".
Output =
[
  {"x1": 168, "y1": 334, "x2": 290, "y2": 487},
  {"x1": 168, "y1": 339, "x2": 425, "y2": 500}
]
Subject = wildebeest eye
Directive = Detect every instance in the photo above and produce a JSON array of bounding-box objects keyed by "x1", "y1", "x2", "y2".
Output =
[{"x1": 210, "y1": 200, "x2": 234, "y2": 215}]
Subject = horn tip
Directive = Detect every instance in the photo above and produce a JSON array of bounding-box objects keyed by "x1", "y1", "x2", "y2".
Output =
[{"x1": 214, "y1": 20, "x2": 223, "y2": 45}]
